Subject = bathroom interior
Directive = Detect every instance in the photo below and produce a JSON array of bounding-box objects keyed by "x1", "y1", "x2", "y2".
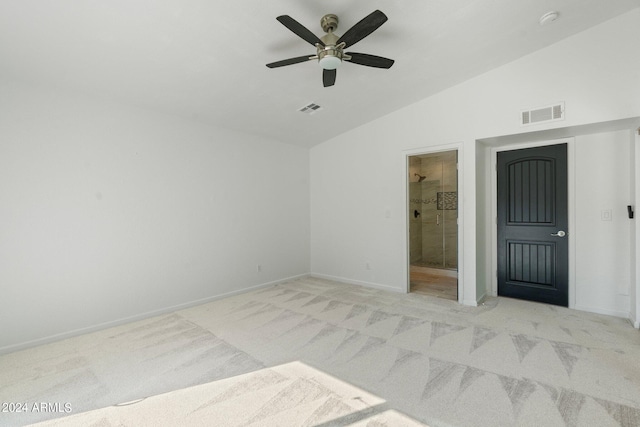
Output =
[{"x1": 408, "y1": 150, "x2": 458, "y2": 300}]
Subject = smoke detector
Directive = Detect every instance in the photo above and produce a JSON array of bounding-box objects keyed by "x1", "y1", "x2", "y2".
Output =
[{"x1": 539, "y1": 11, "x2": 559, "y2": 26}]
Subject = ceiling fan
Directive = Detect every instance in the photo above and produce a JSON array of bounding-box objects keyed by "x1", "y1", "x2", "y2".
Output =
[{"x1": 266, "y1": 10, "x2": 394, "y2": 87}]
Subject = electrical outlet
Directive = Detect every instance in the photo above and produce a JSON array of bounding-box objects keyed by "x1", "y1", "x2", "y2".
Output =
[
  {"x1": 257, "y1": 264, "x2": 262, "y2": 272},
  {"x1": 601, "y1": 209, "x2": 612, "y2": 221},
  {"x1": 365, "y1": 262, "x2": 371, "y2": 270}
]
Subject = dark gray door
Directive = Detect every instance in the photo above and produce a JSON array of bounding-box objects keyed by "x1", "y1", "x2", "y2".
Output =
[{"x1": 497, "y1": 144, "x2": 568, "y2": 306}]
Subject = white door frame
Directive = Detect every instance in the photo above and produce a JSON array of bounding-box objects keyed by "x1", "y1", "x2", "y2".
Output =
[
  {"x1": 490, "y1": 137, "x2": 577, "y2": 308},
  {"x1": 633, "y1": 128, "x2": 640, "y2": 328},
  {"x1": 402, "y1": 143, "x2": 464, "y2": 302}
]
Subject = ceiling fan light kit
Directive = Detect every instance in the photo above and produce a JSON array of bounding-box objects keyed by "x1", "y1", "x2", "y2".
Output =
[
  {"x1": 318, "y1": 53, "x2": 343, "y2": 70},
  {"x1": 266, "y1": 10, "x2": 394, "y2": 87},
  {"x1": 317, "y1": 42, "x2": 348, "y2": 70}
]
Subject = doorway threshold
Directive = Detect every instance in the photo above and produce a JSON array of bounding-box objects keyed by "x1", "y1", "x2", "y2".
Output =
[{"x1": 409, "y1": 265, "x2": 458, "y2": 301}]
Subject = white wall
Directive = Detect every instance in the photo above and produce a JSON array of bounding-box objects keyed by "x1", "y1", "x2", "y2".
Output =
[
  {"x1": 631, "y1": 131, "x2": 640, "y2": 327},
  {"x1": 574, "y1": 131, "x2": 633, "y2": 317},
  {"x1": 475, "y1": 143, "x2": 493, "y2": 303},
  {"x1": 0, "y1": 80, "x2": 310, "y2": 352},
  {"x1": 310, "y1": 10, "x2": 640, "y2": 315}
]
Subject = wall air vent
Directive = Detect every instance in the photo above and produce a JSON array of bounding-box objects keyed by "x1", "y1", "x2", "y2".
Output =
[
  {"x1": 299, "y1": 102, "x2": 323, "y2": 115},
  {"x1": 521, "y1": 102, "x2": 564, "y2": 126}
]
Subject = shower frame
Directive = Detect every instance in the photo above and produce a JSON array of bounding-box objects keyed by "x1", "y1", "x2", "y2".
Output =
[{"x1": 403, "y1": 144, "x2": 464, "y2": 302}]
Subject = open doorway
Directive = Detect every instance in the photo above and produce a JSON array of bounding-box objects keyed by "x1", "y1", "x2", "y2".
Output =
[{"x1": 408, "y1": 150, "x2": 458, "y2": 300}]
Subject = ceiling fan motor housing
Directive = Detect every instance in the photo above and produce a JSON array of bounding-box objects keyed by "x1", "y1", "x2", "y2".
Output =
[
  {"x1": 317, "y1": 23, "x2": 350, "y2": 70},
  {"x1": 317, "y1": 45, "x2": 348, "y2": 69}
]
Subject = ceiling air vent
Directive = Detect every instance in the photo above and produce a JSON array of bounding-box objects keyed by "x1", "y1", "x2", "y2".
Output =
[
  {"x1": 299, "y1": 102, "x2": 323, "y2": 115},
  {"x1": 521, "y1": 102, "x2": 564, "y2": 126}
]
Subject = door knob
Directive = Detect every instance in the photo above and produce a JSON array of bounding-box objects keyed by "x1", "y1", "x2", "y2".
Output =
[{"x1": 550, "y1": 231, "x2": 566, "y2": 237}]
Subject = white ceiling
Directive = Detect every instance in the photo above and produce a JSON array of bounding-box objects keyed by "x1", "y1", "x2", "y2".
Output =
[{"x1": 1, "y1": 1, "x2": 638, "y2": 148}]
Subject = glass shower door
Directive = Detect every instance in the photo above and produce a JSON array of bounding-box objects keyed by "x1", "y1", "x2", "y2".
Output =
[{"x1": 409, "y1": 151, "x2": 457, "y2": 270}]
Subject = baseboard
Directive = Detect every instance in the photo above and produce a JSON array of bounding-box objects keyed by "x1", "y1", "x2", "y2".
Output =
[
  {"x1": 630, "y1": 313, "x2": 640, "y2": 329},
  {"x1": 573, "y1": 304, "x2": 629, "y2": 320},
  {"x1": 309, "y1": 273, "x2": 405, "y2": 294},
  {"x1": 0, "y1": 273, "x2": 308, "y2": 356},
  {"x1": 475, "y1": 293, "x2": 487, "y2": 307}
]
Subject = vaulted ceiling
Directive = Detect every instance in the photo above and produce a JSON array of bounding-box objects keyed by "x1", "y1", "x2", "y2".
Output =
[{"x1": 1, "y1": 1, "x2": 638, "y2": 147}]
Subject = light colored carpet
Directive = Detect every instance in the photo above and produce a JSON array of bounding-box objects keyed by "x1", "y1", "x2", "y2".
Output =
[
  {"x1": 28, "y1": 361, "x2": 426, "y2": 426},
  {"x1": 1, "y1": 276, "x2": 640, "y2": 426}
]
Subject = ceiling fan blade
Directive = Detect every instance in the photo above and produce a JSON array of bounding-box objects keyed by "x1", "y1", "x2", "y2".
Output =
[
  {"x1": 266, "y1": 55, "x2": 314, "y2": 68},
  {"x1": 276, "y1": 15, "x2": 324, "y2": 47},
  {"x1": 336, "y1": 10, "x2": 387, "y2": 48},
  {"x1": 323, "y1": 69, "x2": 336, "y2": 87},
  {"x1": 345, "y1": 52, "x2": 394, "y2": 69}
]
